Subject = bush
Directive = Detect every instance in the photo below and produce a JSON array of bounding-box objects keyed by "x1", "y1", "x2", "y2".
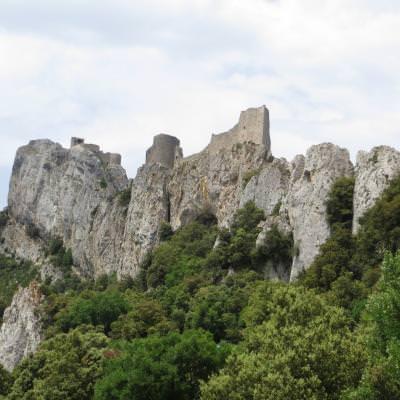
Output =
[
  {"x1": 326, "y1": 176, "x2": 355, "y2": 231},
  {"x1": 94, "y1": 330, "x2": 230, "y2": 400},
  {"x1": 118, "y1": 187, "x2": 131, "y2": 207},
  {"x1": 56, "y1": 290, "x2": 129, "y2": 334},
  {"x1": 25, "y1": 222, "x2": 40, "y2": 239},
  {"x1": 8, "y1": 327, "x2": 108, "y2": 400},
  {"x1": 159, "y1": 221, "x2": 174, "y2": 242},
  {"x1": 252, "y1": 225, "x2": 293, "y2": 270},
  {"x1": 99, "y1": 178, "x2": 107, "y2": 189},
  {"x1": 0, "y1": 209, "x2": 9, "y2": 229},
  {"x1": 345, "y1": 252, "x2": 400, "y2": 399},
  {"x1": 202, "y1": 284, "x2": 366, "y2": 400}
]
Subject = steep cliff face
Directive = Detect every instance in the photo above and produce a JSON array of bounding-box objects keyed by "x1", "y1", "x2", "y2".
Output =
[
  {"x1": 0, "y1": 282, "x2": 43, "y2": 371},
  {"x1": 353, "y1": 146, "x2": 400, "y2": 233},
  {"x1": 168, "y1": 142, "x2": 269, "y2": 229},
  {"x1": 7, "y1": 138, "x2": 128, "y2": 276},
  {"x1": 2, "y1": 105, "x2": 398, "y2": 283},
  {"x1": 285, "y1": 143, "x2": 354, "y2": 280}
]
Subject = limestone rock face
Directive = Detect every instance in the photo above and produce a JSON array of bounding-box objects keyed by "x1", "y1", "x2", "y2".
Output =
[
  {"x1": 0, "y1": 282, "x2": 43, "y2": 371},
  {"x1": 7, "y1": 139, "x2": 128, "y2": 276},
  {"x1": 169, "y1": 142, "x2": 268, "y2": 229},
  {"x1": 240, "y1": 157, "x2": 290, "y2": 216},
  {"x1": 284, "y1": 143, "x2": 354, "y2": 280},
  {"x1": 120, "y1": 164, "x2": 171, "y2": 277},
  {"x1": 2, "y1": 106, "x2": 399, "y2": 283},
  {"x1": 353, "y1": 146, "x2": 400, "y2": 233}
]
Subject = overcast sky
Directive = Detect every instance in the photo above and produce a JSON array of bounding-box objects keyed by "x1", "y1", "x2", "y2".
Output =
[{"x1": 0, "y1": 0, "x2": 399, "y2": 208}]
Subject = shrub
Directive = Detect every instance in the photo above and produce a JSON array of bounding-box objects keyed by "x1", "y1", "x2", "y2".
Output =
[
  {"x1": 326, "y1": 176, "x2": 355, "y2": 231},
  {"x1": 94, "y1": 330, "x2": 230, "y2": 400},
  {"x1": 99, "y1": 178, "x2": 108, "y2": 189},
  {"x1": 0, "y1": 209, "x2": 9, "y2": 229},
  {"x1": 159, "y1": 221, "x2": 174, "y2": 242},
  {"x1": 56, "y1": 290, "x2": 129, "y2": 334},
  {"x1": 118, "y1": 187, "x2": 131, "y2": 207}
]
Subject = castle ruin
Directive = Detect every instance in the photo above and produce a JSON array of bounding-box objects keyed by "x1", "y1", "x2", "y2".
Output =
[
  {"x1": 146, "y1": 134, "x2": 183, "y2": 168},
  {"x1": 70, "y1": 137, "x2": 122, "y2": 166},
  {"x1": 208, "y1": 105, "x2": 271, "y2": 156}
]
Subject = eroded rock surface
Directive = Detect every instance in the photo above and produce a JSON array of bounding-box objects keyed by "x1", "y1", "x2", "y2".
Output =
[
  {"x1": 353, "y1": 146, "x2": 400, "y2": 233},
  {"x1": 1, "y1": 106, "x2": 398, "y2": 283},
  {"x1": 284, "y1": 143, "x2": 354, "y2": 280},
  {"x1": 0, "y1": 282, "x2": 43, "y2": 371}
]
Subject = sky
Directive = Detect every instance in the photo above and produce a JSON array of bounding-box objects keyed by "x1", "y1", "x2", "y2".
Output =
[{"x1": 0, "y1": 0, "x2": 400, "y2": 208}]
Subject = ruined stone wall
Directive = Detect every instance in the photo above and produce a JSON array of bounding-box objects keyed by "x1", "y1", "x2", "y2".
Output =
[
  {"x1": 146, "y1": 134, "x2": 183, "y2": 168},
  {"x1": 208, "y1": 105, "x2": 271, "y2": 156}
]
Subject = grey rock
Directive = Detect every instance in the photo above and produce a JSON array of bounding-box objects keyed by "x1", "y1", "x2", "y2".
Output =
[
  {"x1": 0, "y1": 282, "x2": 43, "y2": 371},
  {"x1": 284, "y1": 143, "x2": 354, "y2": 280},
  {"x1": 353, "y1": 146, "x2": 400, "y2": 233}
]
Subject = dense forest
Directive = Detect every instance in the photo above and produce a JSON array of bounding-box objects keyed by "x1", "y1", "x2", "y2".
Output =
[{"x1": 1, "y1": 175, "x2": 400, "y2": 399}]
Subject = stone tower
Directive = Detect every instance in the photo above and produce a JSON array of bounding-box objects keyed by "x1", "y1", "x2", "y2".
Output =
[
  {"x1": 208, "y1": 105, "x2": 271, "y2": 156},
  {"x1": 146, "y1": 134, "x2": 183, "y2": 168}
]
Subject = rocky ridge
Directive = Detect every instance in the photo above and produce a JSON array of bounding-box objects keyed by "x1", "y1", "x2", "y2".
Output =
[{"x1": 1, "y1": 106, "x2": 399, "y2": 282}]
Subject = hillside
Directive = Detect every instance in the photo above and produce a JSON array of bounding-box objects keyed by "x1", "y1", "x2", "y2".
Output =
[{"x1": 0, "y1": 106, "x2": 400, "y2": 399}]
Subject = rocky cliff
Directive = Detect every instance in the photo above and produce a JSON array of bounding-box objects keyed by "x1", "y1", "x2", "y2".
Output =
[
  {"x1": 1, "y1": 105, "x2": 399, "y2": 282},
  {"x1": 0, "y1": 282, "x2": 43, "y2": 371}
]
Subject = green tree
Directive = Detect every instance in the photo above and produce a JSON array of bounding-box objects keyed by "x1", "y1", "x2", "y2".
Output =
[
  {"x1": 111, "y1": 295, "x2": 176, "y2": 340},
  {"x1": 344, "y1": 252, "x2": 400, "y2": 399},
  {"x1": 185, "y1": 272, "x2": 259, "y2": 342},
  {"x1": 0, "y1": 364, "x2": 12, "y2": 396},
  {"x1": 8, "y1": 327, "x2": 108, "y2": 400},
  {"x1": 56, "y1": 290, "x2": 128, "y2": 333},
  {"x1": 94, "y1": 330, "x2": 230, "y2": 400},
  {"x1": 202, "y1": 284, "x2": 366, "y2": 400}
]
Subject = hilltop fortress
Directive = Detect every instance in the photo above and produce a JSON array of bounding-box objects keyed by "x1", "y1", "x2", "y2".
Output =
[
  {"x1": 145, "y1": 105, "x2": 271, "y2": 169},
  {"x1": 2, "y1": 104, "x2": 400, "y2": 371},
  {"x1": 2, "y1": 104, "x2": 400, "y2": 285}
]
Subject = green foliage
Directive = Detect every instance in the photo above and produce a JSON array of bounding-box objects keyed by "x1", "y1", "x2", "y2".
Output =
[
  {"x1": 99, "y1": 178, "x2": 108, "y2": 189},
  {"x1": 345, "y1": 252, "x2": 400, "y2": 399},
  {"x1": 271, "y1": 199, "x2": 282, "y2": 216},
  {"x1": 201, "y1": 284, "x2": 366, "y2": 400},
  {"x1": 56, "y1": 290, "x2": 129, "y2": 334},
  {"x1": 0, "y1": 364, "x2": 12, "y2": 396},
  {"x1": 111, "y1": 293, "x2": 176, "y2": 340},
  {"x1": 145, "y1": 221, "x2": 218, "y2": 289},
  {"x1": 118, "y1": 187, "x2": 131, "y2": 207},
  {"x1": 46, "y1": 237, "x2": 74, "y2": 273},
  {"x1": 0, "y1": 255, "x2": 37, "y2": 320},
  {"x1": 231, "y1": 201, "x2": 265, "y2": 233},
  {"x1": 25, "y1": 222, "x2": 40, "y2": 239},
  {"x1": 94, "y1": 330, "x2": 230, "y2": 400},
  {"x1": 185, "y1": 272, "x2": 259, "y2": 342},
  {"x1": 353, "y1": 175, "x2": 400, "y2": 277},
  {"x1": 252, "y1": 225, "x2": 293, "y2": 269},
  {"x1": 0, "y1": 209, "x2": 8, "y2": 229},
  {"x1": 159, "y1": 221, "x2": 174, "y2": 242},
  {"x1": 8, "y1": 327, "x2": 108, "y2": 400},
  {"x1": 326, "y1": 176, "x2": 355, "y2": 231},
  {"x1": 205, "y1": 201, "x2": 265, "y2": 271},
  {"x1": 301, "y1": 175, "x2": 400, "y2": 309}
]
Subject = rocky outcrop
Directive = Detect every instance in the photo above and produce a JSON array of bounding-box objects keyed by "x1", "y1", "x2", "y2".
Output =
[
  {"x1": 7, "y1": 138, "x2": 128, "y2": 276},
  {"x1": 120, "y1": 163, "x2": 171, "y2": 277},
  {"x1": 0, "y1": 282, "x2": 43, "y2": 371},
  {"x1": 2, "y1": 105, "x2": 399, "y2": 283},
  {"x1": 353, "y1": 146, "x2": 400, "y2": 233},
  {"x1": 284, "y1": 144, "x2": 354, "y2": 280}
]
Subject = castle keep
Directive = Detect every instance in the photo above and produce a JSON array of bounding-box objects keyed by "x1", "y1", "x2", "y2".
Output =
[
  {"x1": 145, "y1": 134, "x2": 183, "y2": 168},
  {"x1": 208, "y1": 105, "x2": 271, "y2": 156}
]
